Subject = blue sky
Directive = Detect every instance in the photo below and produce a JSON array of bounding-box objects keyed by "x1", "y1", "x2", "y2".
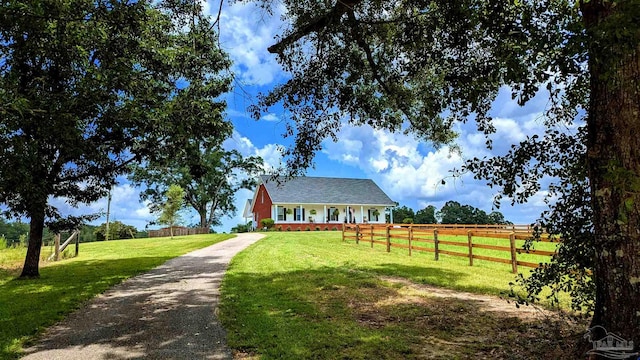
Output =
[{"x1": 52, "y1": 1, "x2": 559, "y2": 232}]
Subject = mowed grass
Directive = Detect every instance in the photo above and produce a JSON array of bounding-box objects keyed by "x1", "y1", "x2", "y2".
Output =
[
  {"x1": 0, "y1": 233, "x2": 233, "y2": 360},
  {"x1": 220, "y1": 232, "x2": 582, "y2": 359}
]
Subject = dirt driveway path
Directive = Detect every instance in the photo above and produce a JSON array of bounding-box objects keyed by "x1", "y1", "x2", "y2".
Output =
[{"x1": 21, "y1": 232, "x2": 265, "y2": 360}]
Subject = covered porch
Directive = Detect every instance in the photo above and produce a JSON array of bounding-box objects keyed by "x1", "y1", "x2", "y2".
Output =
[{"x1": 271, "y1": 204, "x2": 393, "y2": 226}]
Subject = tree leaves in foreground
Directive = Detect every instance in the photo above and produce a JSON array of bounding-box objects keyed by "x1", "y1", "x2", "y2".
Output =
[
  {"x1": 248, "y1": 0, "x2": 640, "y2": 348},
  {"x1": 0, "y1": 0, "x2": 231, "y2": 277}
]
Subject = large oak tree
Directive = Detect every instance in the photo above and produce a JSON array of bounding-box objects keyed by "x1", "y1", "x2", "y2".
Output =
[
  {"x1": 248, "y1": 0, "x2": 640, "y2": 349},
  {"x1": 0, "y1": 0, "x2": 231, "y2": 278},
  {"x1": 130, "y1": 146, "x2": 263, "y2": 229}
]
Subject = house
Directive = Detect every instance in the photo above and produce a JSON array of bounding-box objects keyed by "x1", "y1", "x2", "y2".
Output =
[{"x1": 249, "y1": 175, "x2": 396, "y2": 231}]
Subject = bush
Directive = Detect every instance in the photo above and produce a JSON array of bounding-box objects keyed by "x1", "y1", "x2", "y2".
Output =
[
  {"x1": 286, "y1": 226, "x2": 291, "y2": 231},
  {"x1": 324, "y1": 226, "x2": 329, "y2": 231},
  {"x1": 0, "y1": 235, "x2": 6, "y2": 250},
  {"x1": 402, "y1": 218, "x2": 414, "y2": 224},
  {"x1": 277, "y1": 226, "x2": 282, "y2": 231},
  {"x1": 315, "y1": 226, "x2": 321, "y2": 231},
  {"x1": 260, "y1": 218, "x2": 275, "y2": 230},
  {"x1": 231, "y1": 222, "x2": 251, "y2": 233},
  {"x1": 305, "y1": 226, "x2": 311, "y2": 231}
]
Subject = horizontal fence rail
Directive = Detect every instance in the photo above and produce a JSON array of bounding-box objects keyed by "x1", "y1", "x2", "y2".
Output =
[
  {"x1": 342, "y1": 223, "x2": 558, "y2": 273},
  {"x1": 148, "y1": 227, "x2": 209, "y2": 238}
]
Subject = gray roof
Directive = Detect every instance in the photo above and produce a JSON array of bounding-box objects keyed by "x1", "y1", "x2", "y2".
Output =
[{"x1": 260, "y1": 176, "x2": 395, "y2": 206}]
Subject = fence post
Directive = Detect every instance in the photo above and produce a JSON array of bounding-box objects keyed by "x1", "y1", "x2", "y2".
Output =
[
  {"x1": 509, "y1": 232, "x2": 518, "y2": 274},
  {"x1": 434, "y1": 229, "x2": 439, "y2": 261},
  {"x1": 408, "y1": 226, "x2": 413, "y2": 256},
  {"x1": 75, "y1": 230, "x2": 79, "y2": 257},
  {"x1": 386, "y1": 225, "x2": 391, "y2": 252},
  {"x1": 355, "y1": 224, "x2": 360, "y2": 245},
  {"x1": 467, "y1": 231, "x2": 473, "y2": 266},
  {"x1": 370, "y1": 225, "x2": 374, "y2": 248},
  {"x1": 54, "y1": 233, "x2": 60, "y2": 261},
  {"x1": 342, "y1": 223, "x2": 345, "y2": 242}
]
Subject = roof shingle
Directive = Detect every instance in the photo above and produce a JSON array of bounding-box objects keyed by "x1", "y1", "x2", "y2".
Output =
[{"x1": 260, "y1": 176, "x2": 395, "y2": 206}]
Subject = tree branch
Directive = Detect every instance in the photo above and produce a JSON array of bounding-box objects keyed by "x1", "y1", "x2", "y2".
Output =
[{"x1": 267, "y1": 0, "x2": 362, "y2": 54}]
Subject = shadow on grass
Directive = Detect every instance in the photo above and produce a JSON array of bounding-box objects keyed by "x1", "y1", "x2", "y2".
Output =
[
  {"x1": 1, "y1": 250, "x2": 232, "y2": 360},
  {"x1": 220, "y1": 264, "x2": 585, "y2": 360}
]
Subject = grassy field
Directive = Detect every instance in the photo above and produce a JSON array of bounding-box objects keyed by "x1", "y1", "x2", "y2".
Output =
[
  {"x1": 0, "y1": 233, "x2": 233, "y2": 360},
  {"x1": 219, "y1": 232, "x2": 583, "y2": 359}
]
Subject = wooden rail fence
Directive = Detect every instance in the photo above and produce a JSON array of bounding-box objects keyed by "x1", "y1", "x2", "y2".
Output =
[
  {"x1": 342, "y1": 223, "x2": 557, "y2": 273},
  {"x1": 148, "y1": 227, "x2": 209, "y2": 238}
]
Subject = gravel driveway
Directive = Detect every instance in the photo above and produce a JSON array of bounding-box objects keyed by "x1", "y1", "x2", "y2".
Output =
[{"x1": 21, "y1": 232, "x2": 264, "y2": 360}]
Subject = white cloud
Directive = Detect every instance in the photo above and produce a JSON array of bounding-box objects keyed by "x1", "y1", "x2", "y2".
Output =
[
  {"x1": 224, "y1": 130, "x2": 284, "y2": 172},
  {"x1": 320, "y1": 115, "x2": 553, "y2": 224},
  {"x1": 48, "y1": 183, "x2": 156, "y2": 231},
  {"x1": 261, "y1": 113, "x2": 279, "y2": 122},
  {"x1": 216, "y1": 1, "x2": 287, "y2": 86}
]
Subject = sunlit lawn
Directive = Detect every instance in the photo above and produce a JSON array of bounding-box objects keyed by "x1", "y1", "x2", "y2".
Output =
[
  {"x1": 220, "y1": 231, "x2": 580, "y2": 359},
  {"x1": 0, "y1": 233, "x2": 233, "y2": 360}
]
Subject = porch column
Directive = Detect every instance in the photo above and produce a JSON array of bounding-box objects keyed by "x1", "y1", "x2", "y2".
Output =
[
  {"x1": 389, "y1": 207, "x2": 393, "y2": 224},
  {"x1": 360, "y1": 206, "x2": 364, "y2": 223},
  {"x1": 299, "y1": 205, "x2": 303, "y2": 223},
  {"x1": 323, "y1": 205, "x2": 327, "y2": 223},
  {"x1": 274, "y1": 205, "x2": 278, "y2": 222}
]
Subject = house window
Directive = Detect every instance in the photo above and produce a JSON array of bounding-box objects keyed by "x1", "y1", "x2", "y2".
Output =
[
  {"x1": 328, "y1": 207, "x2": 338, "y2": 221},
  {"x1": 294, "y1": 207, "x2": 305, "y2": 221},
  {"x1": 277, "y1": 207, "x2": 285, "y2": 221},
  {"x1": 368, "y1": 209, "x2": 379, "y2": 222}
]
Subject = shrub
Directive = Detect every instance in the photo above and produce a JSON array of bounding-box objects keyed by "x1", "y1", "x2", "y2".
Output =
[
  {"x1": 277, "y1": 226, "x2": 283, "y2": 231},
  {"x1": 260, "y1": 218, "x2": 275, "y2": 229},
  {"x1": 0, "y1": 235, "x2": 6, "y2": 250},
  {"x1": 305, "y1": 226, "x2": 311, "y2": 231},
  {"x1": 315, "y1": 226, "x2": 321, "y2": 231},
  {"x1": 402, "y1": 218, "x2": 414, "y2": 224},
  {"x1": 324, "y1": 226, "x2": 329, "y2": 231},
  {"x1": 286, "y1": 226, "x2": 291, "y2": 231}
]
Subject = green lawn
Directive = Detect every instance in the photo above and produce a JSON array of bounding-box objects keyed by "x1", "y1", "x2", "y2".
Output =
[
  {"x1": 220, "y1": 231, "x2": 580, "y2": 359},
  {"x1": 0, "y1": 233, "x2": 233, "y2": 360}
]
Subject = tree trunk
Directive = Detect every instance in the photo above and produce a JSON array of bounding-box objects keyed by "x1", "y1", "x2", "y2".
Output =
[
  {"x1": 19, "y1": 205, "x2": 46, "y2": 278},
  {"x1": 584, "y1": 1, "x2": 640, "y2": 348},
  {"x1": 199, "y1": 210, "x2": 208, "y2": 229}
]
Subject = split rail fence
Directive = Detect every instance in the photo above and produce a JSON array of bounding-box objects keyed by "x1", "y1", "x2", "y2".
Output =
[{"x1": 342, "y1": 223, "x2": 557, "y2": 273}]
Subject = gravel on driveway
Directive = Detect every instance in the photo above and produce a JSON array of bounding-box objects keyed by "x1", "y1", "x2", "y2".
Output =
[{"x1": 21, "y1": 232, "x2": 265, "y2": 360}]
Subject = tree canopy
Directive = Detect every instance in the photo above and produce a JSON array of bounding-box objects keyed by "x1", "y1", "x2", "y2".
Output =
[
  {"x1": 131, "y1": 145, "x2": 263, "y2": 230},
  {"x1": 414, "y1": 205, "x2": 437, "y2": 224},
  {"x1": 249, "y1": 0, "x2": 640, "y2": 348},
  {"x1": 0, "y1": 0, "x2": 232, "y2": 277}
]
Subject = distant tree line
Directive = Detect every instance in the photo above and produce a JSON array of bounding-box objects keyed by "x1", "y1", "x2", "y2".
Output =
[
  {"x1": 388, "y1": 201, "x2": 511, "y2": 225},
  {"x1": 0, "y1": 218, "x2": 147, "y2": 247}
]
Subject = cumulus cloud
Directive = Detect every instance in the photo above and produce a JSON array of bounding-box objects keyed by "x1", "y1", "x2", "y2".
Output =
[
  {"x1": 216, "y1": 1, "x2": 286, "y2": 86},
  {"x1": 48, "y1": 183, "x2": 155, "y2": 230},
  {"x1": 224, "y1": 130, "x2": 284, "y2": 172},
  {"x1": 321, "y1": 116, "x2": 552, "y2": 224}
]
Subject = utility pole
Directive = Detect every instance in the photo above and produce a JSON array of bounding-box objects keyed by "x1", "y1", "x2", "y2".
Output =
[{"x1": 105, "y1": 189, "x2": 112, "y2": 241}]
